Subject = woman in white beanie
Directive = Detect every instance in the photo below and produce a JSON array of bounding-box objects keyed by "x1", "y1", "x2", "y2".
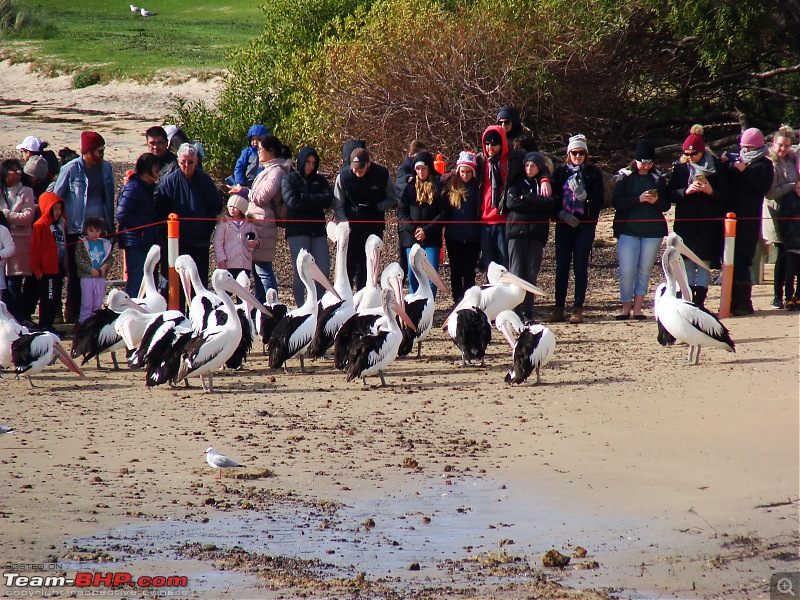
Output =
[{"x1": 546, "y1": 134, "x2": 605, "y2": 324}]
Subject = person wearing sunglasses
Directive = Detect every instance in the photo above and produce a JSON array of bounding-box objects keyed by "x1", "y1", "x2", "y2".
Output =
[
  {"x1": 52, "y1": 131, "x2": 116, "y2": 324},
  {"x1": 546, "y1": 134, "x2": 605, "y2": 324},
  {"x1": 496, "y1": 106, "x2": 539, "y2": 152},
  {"x1": 666, "y1": 124, "x2": 728, "y2": 310},
  {"x1": 611, "y1": 141, "x2": 670, "y2": 319},
  {"x1": 722, "y1": 127, "x2": 774, "y2": 316}
]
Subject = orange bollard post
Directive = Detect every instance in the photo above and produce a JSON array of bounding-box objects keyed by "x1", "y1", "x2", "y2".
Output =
[
  {"x1": 167, "y1": 213, "x2": 180, "y2": 311},
  {"x1": 718, "y1": 212, "x2": 736, "y2": 318},
  {"x1": 434, "y1": 153, "x2": 446, "y2": 176}
]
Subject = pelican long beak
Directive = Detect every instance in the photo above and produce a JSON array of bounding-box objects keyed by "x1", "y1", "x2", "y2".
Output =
[
  {"x1": 177, "y1": 267, "x2": 193, "y2": 304},
  {"x1": 224, "y1": 278, "x2": 272, "y2": 317},
  {"x1": 370, "y1": 244, "x2": 382, "y2": 287},
  {"x1": 421, "y1": 257, "x2": 448, "y2": 293},
  {"x1": 668, "y1": 234, "x2": 711, "y2": 272},
  {"x1": 497, "y1": 319, "x2": 518, "y2": 349},
  {"x1": 53, "y1": 341, "x2": 85, "y2": 377},
  {"x1": 668, "y1": 254, "x2": 693, "y2": 301},
  {"x1": 497, "y1": 272, "x2": 548, "y2": 297},
  {"x1": 137, "y1": 278, "x2": 146, "y2": 300},
  {"x1": 391, "y1": 301, "x2": 416, "y2": 331},
  {"x1": 308, "y1": 262, "x2": 341, "y2": 301},
  {"x1": 116, "y1": 312, "x2": 140, "y2": 350},
  {"x1": 125, "y1": 298, "x2": 149, "y2": 313}
]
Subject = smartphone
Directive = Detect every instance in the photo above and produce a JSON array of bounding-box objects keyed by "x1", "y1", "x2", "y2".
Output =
[
  {"x1": 647, "y1": 189, "x2": 658, "y2": 195},
  {"x1": 245, "y1": 232, "x2": 256, "y2": 241},
  {"x1": 693, "y1": 174, "x2": 707, "y2": 184}
]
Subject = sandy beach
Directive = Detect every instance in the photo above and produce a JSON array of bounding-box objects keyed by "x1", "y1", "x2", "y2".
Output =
[{"x1": 0, "y1": 62, "x2": 798, "y2": 599}]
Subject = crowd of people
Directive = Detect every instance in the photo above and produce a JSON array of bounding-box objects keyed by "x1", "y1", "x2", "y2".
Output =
[{"x1": 2, "y1": 108, "x2": 799, "y2": 336}]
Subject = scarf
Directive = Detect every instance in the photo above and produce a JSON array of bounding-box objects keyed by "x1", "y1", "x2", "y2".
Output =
[
  {"x1": 687, "y1": 150, "x2": 716, "y2": 183},
  {"x1": 489, "y1": 155, "x2": 503, "y2": 209},
  {"x1": 740, "y1": 145, "x2": 769, "y2": 165},
  {"x1": 561, "y1": 163, "x2": 585, "y2": 215}
]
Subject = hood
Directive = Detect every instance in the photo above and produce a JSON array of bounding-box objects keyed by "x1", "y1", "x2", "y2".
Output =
[
  {"x1": 38, "y1": 191, "x2": 64, "y2": 226},
  {"x1": 248, "y1": 124, "x2": 269, "y2": 139},
  {"x1": 296, "y1": 146, "x2": 319, "y2": 178},
  {"x1": 482, "y1": 125, "x2": 509, "y2": 161}
]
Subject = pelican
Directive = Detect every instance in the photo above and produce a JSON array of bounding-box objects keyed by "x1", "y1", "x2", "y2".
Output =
[
  {"x1": 654, "y1": 234, "x2": 713, "y2": 347},
  {"x1": 345, "y1": 287, "x2": 416, "y2": 387},
  {"x1": 141, "y1": 317, "x2": 194, "y2": 387},
  {"x1": 308, "y1": 222, "x2": 355, "y2": 359},
  {"x1": 133, "y1": 245, "x2": 167, "y2": 314},
  {"x1": 256, "y1": 288, "x2": 288, "y2": 353},
  {"x1": 225, "y1": 271, "x2": 256, "y2": 370},
  {"x1": 176, "y1": 269, "x2": 271, "y2": 392},
  {"x1": 398, "y1": 244, "x2": 448, "y2": 358},
  {"x1": 268, "y1": 250, "x2": 340, "y2": 373},
  {"x1": 481, "y1": 263, "x2": 548, "y2": 323},
  {"x1": 446, "y1": 286, "x2": 492, "y2": 367},
  {"x1": 496, "y1": 310, "x2": 556, "y2": 384},
  {"x1": 12, "y1": 332, "x2": 85, "y2": 388},
  {"x1": 71, "y1": 289, "x2": 146, "y2": 369},
  {"x1": 176, "y1": 254, "x2": 221, "y2": 332},
  {"x1": 0, "y1": 301, "x2": 27, "y2": 371},
  {"x1": 333, "y1": 262, "x2": 404, "y2": 370},
  {"x1": 125, "y1": 310, "x2": 188, "y2": 370},
  {"x1": 656, "y1": 247, "x2": 735, "y2": 365},
  {"x1": 204, "y1": 446, "x2": 244, "y2": 480},
  {"x1": 352, "y1": 235, "x2": 384, "y2": 311}
]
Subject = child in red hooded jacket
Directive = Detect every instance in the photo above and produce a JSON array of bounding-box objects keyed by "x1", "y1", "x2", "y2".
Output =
[{"x1": 30, "y1": 191, "x2": 67, "y2": 332}]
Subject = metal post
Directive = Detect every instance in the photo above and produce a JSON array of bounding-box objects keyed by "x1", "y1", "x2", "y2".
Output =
[
  {"x1": 718, "y1": 212, "x2": 736, "y2": 319},
  {"x1": 167, "y1": 213, "x2": 180, "y2": 311}
]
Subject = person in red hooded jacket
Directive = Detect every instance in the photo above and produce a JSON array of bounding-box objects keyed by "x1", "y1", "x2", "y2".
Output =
[{"x1": 30, "y1": 191, "x2": 67, "y2": 332}]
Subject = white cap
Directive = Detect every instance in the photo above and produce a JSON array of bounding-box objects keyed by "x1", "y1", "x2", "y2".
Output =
[{"x1": 16, "y1": 136, "x2": 43, "y2": 152}]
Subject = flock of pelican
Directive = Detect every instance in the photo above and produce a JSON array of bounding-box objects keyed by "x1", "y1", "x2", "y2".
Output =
[{"x1": 0, "y1": 227, "x2": 737, "y2": 391}]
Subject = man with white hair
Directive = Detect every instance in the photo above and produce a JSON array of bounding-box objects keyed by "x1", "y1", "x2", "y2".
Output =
[{"x1": 155, "y1": 143, "x2": 223, "y2": 296}]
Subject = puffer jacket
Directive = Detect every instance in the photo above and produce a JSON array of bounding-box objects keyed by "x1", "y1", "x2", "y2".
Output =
[
  {"x1": 116, "y1": 175, "x2": 157, "y2": 249},
  {"x1": 242, "y1": 158, "x2": 289, "y2": 263},
  {"x1": 281, "y1": 146, "x2": 332, "y2": 238},
  {"x1": 213, "y1": 218, "x2": 257, "y2": 270},
  {"x1": 0, "y1": 182, "x2": 35, "y2": 275}
]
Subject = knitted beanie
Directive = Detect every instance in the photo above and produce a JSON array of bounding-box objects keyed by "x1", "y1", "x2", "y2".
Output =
[
  {"x1": 634, "y1": 141, "x2": 656, "y2": 161},
  {"x1": 740, "y1": 127, "x2": 765, "y2": 148},
  {"x1": 227, "y1": 194, "x2": 250, "y2": 216},
  {"x1": 682, "y1": 124, "x2": 705, "y2": 155},
  {"x1": 80, "y1": 131, "x2": 105, "y2": 154},
  {"x1": 523, "y1": 151, "x2": 546, "y2": 172},
  {"x1": 567, "y1": 134, "x2": 588, "y2": 154},
  {"x1": 456, "y1": 151, "x2": 478, "y2": 174}
]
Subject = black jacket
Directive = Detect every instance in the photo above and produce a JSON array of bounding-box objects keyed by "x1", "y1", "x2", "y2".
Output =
[
  {"x1": 504, "y1": 173, "x2": 554, "y2": 242},
  {"x1": 397, "y1": 175, "x2": 449, "y2": 248},
  {"x1": 281, "y1": 146, "x2": 332, "y2": 238},
  {"x1": 667, "y1": 156, "x2": 728, "y2": 266},
  {"x1": 726, "y1": 156, "x2": 774, "y2": 252},
  {"x1": 552, "y1": 162, "x2": 605, "y2": 226},
  {"x1": 611, "y1": 169, "x2": 669, "y2": 239}
]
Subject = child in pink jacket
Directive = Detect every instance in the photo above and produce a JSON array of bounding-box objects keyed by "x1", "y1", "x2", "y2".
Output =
[{"x1": 213, "y1": 194, "x2": 258, "y2": 278}]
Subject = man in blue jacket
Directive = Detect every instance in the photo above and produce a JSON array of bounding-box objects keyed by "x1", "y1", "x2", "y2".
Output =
[{"x1": 52, "y1": 131, "x2": 116, "y2": 324}]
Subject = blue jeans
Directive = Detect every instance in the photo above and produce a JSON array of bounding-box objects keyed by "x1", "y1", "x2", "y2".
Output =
[
  {"x1": 481, "y1": 224, "x2": 508, "y2": 270},
  {"x1": 405, "y1": 246, "x2": 440, "y2": 297},
  {"x1": 253, "y1": 261, "x2": 278, "y2": 304},
  {"x1": 684, "y1": 256, "x2": 711, "y2": 287},
  {"x1": 554, "y1": 223, "x2": 595, "y2": 308},
  {"x1": 123, "y1": 246, "x2": 148, "y2": 298},
  {"x1": 617, "y1": 235, "x2": 663, "y2": 302},
  {"x1": 288, "y1": 235, "x2": 330, "y2": 306}
]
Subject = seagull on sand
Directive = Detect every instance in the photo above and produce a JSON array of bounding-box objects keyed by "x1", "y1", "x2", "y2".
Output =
[
  {"x1": 0, "y1": 425, "x2": 14, "y2": 435},
  {"x1": 204, "y1": 446, "x2": 244, "y2": 479}
]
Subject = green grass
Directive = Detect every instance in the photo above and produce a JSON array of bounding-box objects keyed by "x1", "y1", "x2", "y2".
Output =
[{"x1": 2, "y1": 0, "x2": 264, "y2": 79}]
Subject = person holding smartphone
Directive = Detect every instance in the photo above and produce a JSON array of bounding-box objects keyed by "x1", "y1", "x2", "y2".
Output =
[
  {"x1": 611, "y1": 141, "x2": 671, "y2": 319},
  {"x1": 213, "y1": 194, "x2": 258, "y2": 280}
]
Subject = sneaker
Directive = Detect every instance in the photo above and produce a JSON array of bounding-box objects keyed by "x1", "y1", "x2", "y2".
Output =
[{"x1": 771, "y1": 298, "x2": 784, "y2": 309}]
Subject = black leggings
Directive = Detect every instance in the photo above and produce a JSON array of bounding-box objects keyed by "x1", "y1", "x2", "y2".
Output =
[{"x1": 445, "y1": 239, "x2": 480, "y2": 304}]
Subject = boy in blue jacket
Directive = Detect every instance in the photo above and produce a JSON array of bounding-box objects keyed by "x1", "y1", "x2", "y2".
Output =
[{"x1": 231, "y1": 124, "x2": 270, "y2": 187}]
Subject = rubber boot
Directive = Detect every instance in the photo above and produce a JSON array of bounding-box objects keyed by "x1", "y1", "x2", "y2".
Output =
[
  {"x1": 731, "y1": 283, "x2": 754, "y2": 316},
  {"x1": 545, "y1": 306, "x2": 565, "y2": 323},
  {"x1": 692, "y1": 286, "x2": 708, "y2": 310},
  {"x1": 569, "y1": 307, "x2": 584, "y2": 324}
]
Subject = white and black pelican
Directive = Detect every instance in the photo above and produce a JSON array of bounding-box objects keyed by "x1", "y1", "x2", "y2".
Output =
[
  {"x1": 495, "y1": 310, "x2": 556, "y2": 385},
  {"x1": 655, "y1": 246, "x2": 735, "y2": 365},
  {"x1": 124, "y1": 309, "x2": 188, "y2": 369},
  {"x1": 175, "y1": 254, "x2": 221, "y2": 333},
  {"x1": 268, "y1": 250, "x2": 340, "y2": 373},
  {"x1": 12, "y1": 331, "x2": 85, "y2": 388},
  {"x1": 345, "y1": 287, "x2": 416, "y2": 386},
  {"x1": 308, "y1": 222, "x2": 355, "y2": 359},
  {"x1": 225, "y1": 270, "x2": 256, "y2": 370},
  {"x1": 71, "y1": 289, "x2": 146, "y2": 369},
  {"x1": 333, "y1": 262, "x2": 405, "y2": 370},
  {"x1": 475, "y1": 262, "x2": 548, "y2": 323},
  {"x1": 352, "y1": 234, "x2": 384, "y2": 311},
  {"x1": 141, "y1": 317, "x2": 194, "y2": 387},
  {"x1": 446, "y1": 286, "x2": 492, "y2": 366},
  {"x1": 133, "y1": 245, "x2": 167, "y2": 314},
  {"x1": 176, "y1": 269, "x2": 272, "y2": 392},
  {"x1": 256, "y1": 288, "x2": 288, "y2": 353},
  {"x1": 398, "y1": 244, "x2": 448, "y2": 358},
  {"x1": 0, "y1": 301, "x2": 27, "y2": 371}
]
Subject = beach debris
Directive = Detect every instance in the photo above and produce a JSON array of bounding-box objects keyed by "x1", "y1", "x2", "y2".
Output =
[{"x1": 542, "y1": 549, "x2": 570, "y2": 567}]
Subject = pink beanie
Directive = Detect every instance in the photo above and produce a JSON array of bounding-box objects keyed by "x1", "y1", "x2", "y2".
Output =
[
  {"x1": 456, "y1": 151, "x2": 478, "y2": 175},
  {"x1": 740, "y1": 128, "x2": 765, "y2": 148}
]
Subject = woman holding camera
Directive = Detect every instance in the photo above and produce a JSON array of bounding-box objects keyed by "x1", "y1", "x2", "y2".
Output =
[
  {"x1": 666, "y1": 125, "x2": 728, "y2": 309},
  {"x1": 611, "y1": 141, "x2": 670, "y2": 319},
  {"x1": 281, "y1": 145, "x2": 333, "y2": 306}
]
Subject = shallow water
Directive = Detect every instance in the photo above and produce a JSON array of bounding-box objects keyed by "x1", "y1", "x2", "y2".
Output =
[{"x1": 66, "y1": 475, "x2": 687, "y2": 597}]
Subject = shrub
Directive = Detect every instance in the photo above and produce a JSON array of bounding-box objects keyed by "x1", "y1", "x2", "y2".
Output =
[
  {"x1": 71, "y1": 68, "x2": 101, "y2": 89},
  {"x1": 0, "y1": 0, "x2": 29, "y2": 33}
]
